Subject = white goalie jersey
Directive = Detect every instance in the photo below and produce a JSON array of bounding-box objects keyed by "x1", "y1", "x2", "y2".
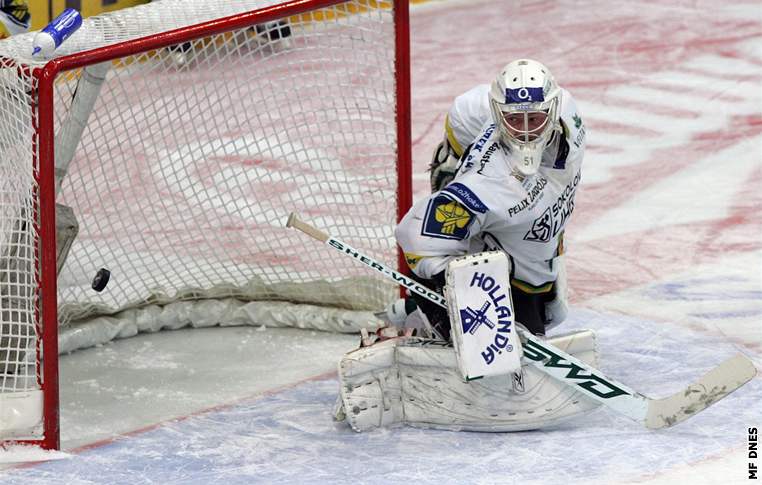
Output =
[
  {"x1": 443, "y1": 85, "x2": 494, "y2": 159},
  {"x1": 396, "y1": 85, "x2": 586, "y2": 293}
]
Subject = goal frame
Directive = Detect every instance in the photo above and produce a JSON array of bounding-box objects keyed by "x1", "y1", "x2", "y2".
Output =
[{"x1": 24, "y1": 0, "x2": 411, "y2": 451}]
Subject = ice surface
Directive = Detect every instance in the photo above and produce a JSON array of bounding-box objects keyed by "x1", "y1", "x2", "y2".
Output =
[
  {"x1": 0, "y1": 311, "x2": 759, "y2": 484},
  {"x1": 1, "y1": 0, "x2": 760, "y2": 483}
]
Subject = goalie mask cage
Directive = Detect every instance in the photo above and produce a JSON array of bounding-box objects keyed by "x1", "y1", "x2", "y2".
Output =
[{"x1": 0, "y1": 0, "x2": 411, "y2": 450}]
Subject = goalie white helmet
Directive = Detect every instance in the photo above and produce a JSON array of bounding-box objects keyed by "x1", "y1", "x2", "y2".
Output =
[{"x1": 489, "y1": 59, "x2": 562, "y2": 177}]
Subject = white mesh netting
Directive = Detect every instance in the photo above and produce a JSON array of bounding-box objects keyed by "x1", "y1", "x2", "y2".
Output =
[{"x1": 0, "y1": 0, "x2": 403, "y2": 410}]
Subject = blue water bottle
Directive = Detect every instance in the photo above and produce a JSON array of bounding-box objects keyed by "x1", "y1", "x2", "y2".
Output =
[{"x1": 32, "y1": 8, "x2": 83, "y2": 58}]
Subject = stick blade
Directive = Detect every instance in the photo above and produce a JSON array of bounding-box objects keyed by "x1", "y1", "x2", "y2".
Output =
[{"x1": 645, "y1": 353, "x2": 757, "y2": 429}]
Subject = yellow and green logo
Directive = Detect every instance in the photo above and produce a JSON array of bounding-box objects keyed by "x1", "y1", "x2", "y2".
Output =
[
  {"x1": 404, "y1": 253, "x2": 424, "y2": 270},
  {"x1": 434, "y1": 201, "x2": 471, "y2": 235},
  {"x1": 422, "y1": 195, "x2": 475, "y2": 240}
]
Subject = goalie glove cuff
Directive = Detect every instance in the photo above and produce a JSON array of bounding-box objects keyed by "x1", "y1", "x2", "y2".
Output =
[{"x1": 429, "y1": 139, "x2": 460, "y2": 192}]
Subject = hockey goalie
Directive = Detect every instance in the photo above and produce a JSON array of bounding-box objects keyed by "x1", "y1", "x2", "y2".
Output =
[
  {"x1": 287, "y1": 58, "x2": 754, "y2": 432},
  {"x1": 333, "y1": 59, "x2": 602, "y2": 432}
]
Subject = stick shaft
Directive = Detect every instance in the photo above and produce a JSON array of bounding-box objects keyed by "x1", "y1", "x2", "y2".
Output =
[{"x1": 287, "y1": 213, "x2": 445, "y2": 307}]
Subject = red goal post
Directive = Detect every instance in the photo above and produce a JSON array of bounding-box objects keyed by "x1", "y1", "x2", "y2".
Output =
[{"x1": 0, "y1": 0, "x2": 411, "y2": 450}]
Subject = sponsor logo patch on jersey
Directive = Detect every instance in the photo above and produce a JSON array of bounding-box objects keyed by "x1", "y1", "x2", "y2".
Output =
[
  {"x1": 573, "y1": 113, "x2": 582, "y2": 128},
  {"x1": 524, "y1": 207, "x2": 553, "y2": 242},
  {"x1": 476, "y1": 142, "x2": 500, "y2": 175},
  {"x1": 442, "y1": 183, "x2": 488, "y2": 214},
  {"x1": 422, "y1": 195, "x2": 475, "y2": 240},
  {"x1": 524, "y1": 170, "x2": 581, "y2": 243},
  {"x1": 571, "y1": 113, "x2": 586, "y2": 149},
  {"x1": 508, "y1": 177, "x2": 547, "y2": 217},
  {"x1": 462, "y1": 124, "x2": 496, "y2": 172}
]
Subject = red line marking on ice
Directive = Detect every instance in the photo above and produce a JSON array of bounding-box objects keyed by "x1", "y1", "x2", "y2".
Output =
[
  {"x1": 573, "y1": 161, "x2": 762, "y2": 303},
  {"x1": 692, "y1": 114, "x2": 762, "y2": 144},
  {"x1": 619, "y1": 29, "x2": 762, "y2": 55},
  {"x1": 597, "y1": 95, "x2": 701, "y2": 119},
  {"x1": 585, "y1": 118, "x2": 661, "y2": 138},
  {"x1": 679, "y1": 66, "x2": 761, "y2": 83},
  {"x1": 561, "y1": 79, "x2": 625, "y2": 91},
  {"x1": 585, "y1": 145, "x2": 625, "y2": 154},
  {"x1": 411, "y1": 113, "x2": 443, "y2": 148},
  {"x1": 570, "y1": 160, "x2": 762, "y2": 352},
  {"x1": 636, "y1": 80, "x2": 746, "y2": 103}
]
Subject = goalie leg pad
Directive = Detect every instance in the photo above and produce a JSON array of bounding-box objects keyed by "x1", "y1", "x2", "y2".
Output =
[
  {"x1": 338, "y1": 338, "x2": 404, "y2": 430},
  {"x1": 338, "y1": 330, "x2": 601, "y2": 432}
]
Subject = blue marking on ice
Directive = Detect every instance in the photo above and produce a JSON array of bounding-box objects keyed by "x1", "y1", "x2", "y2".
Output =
[
  {"x1": 1, "y1": 309, "x2": 759, "y2": 485},
  {"x1": 645, "y1": 277, "x2": 762, "y2": 302},
  {"x1": 690, "y1": 310, "x2": 762, "y2": 319}
]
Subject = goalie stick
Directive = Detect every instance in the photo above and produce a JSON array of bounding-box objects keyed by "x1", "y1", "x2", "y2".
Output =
[{"x1": 286, "y1": 212, "x2": 757, "y2": 429}]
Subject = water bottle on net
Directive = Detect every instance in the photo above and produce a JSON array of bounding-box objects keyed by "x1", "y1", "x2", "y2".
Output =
[{"x1": 32, "y1": 8, "x2": 83, "y2": 59}]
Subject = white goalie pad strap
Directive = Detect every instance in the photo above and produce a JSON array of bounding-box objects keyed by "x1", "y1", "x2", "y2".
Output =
[
  {"x1": 445, "y1": 251, "x2": 522, "y2": 380},
  {"x1": 339, "y1": 329, "x2": 601, "y2": 432}
]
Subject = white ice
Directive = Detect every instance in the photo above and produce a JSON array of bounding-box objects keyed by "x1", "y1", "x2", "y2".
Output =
[{"x1": 1, "y1": 0, "x2": 761, "y2": 483}]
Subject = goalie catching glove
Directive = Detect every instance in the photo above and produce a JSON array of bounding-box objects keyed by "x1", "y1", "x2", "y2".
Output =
[{"x1": 428, "y1": 138, "x2": 461, "y2": 193}]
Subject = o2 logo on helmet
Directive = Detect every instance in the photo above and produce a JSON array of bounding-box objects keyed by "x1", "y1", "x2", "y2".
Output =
[{"x1": 505, "y1": 87, "x2": 545, "y2": 104}]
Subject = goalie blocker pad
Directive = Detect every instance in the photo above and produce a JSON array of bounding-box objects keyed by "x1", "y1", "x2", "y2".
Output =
[
  {"x1": 445, "y1": 251, "x2": 522, "y2": 380},
  {"x1": 337, "y1": 329, "x2": 601, "y2": 432}
]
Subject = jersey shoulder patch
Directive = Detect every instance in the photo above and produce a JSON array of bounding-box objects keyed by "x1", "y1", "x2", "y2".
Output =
[
  {"x1": 442, "y1": 182, "x2": 488, "y2": 214},
  {"x1": 559, "y1": 90, "x2": 586, "y2": 155},
  {"x1": 422, "y1": 193, "x2": 477, "y2": 240}
]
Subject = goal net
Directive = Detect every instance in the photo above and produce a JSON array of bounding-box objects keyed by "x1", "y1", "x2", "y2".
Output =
[{"x1": 0, "y1": 0, "x2": 410, "y2": 449}]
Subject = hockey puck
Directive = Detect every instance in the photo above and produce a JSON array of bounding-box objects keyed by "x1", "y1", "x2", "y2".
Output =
[{"x1": 91, "y1": 268, "x2": 110, "y2": 292}]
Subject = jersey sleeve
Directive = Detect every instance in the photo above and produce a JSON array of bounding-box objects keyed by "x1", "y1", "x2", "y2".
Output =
[
  {"x1": 444, "y1": 84, "x2": 492, "y2": 158},
  {"x1": 395, "y1": 182, "x2": 490, "y2": 279},
  {"x1": 558, "y1": 88, "x2": 586, "y2": 157}
]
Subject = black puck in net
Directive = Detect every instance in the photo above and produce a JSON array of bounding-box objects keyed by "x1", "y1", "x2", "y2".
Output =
[{"x1": 91, "y1": 268, "x2": 111, "y2": 292}]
